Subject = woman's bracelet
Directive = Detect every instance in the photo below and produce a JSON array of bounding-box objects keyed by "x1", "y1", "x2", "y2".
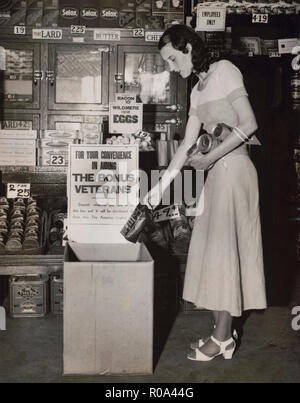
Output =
[{"x1": 232, "y1": 127, "x2": 250, "y2": 143}]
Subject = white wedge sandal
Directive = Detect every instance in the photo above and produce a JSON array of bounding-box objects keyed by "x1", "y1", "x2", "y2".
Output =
[
  {"x1": 190, "y1": 328, "x2": 238, "y2": 350},
  {"x1": 187, "y1": 335, "x2": 236, "y2": 361}
]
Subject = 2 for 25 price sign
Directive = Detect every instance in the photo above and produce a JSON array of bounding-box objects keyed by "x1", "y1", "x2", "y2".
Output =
[{"x1": 7, "y1": 183, "x2": 30, "y2": 199}]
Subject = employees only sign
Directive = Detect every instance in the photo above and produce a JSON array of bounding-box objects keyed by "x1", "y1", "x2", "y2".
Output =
[
  {"x1": 109, "y1": 102, "x2": 143, "y2": 134},
  {"x1": 196, "y1": 6, "x2": 226, "y2": 32}
]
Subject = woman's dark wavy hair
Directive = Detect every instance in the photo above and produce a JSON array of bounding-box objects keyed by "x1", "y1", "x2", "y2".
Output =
[{"x1": 158, "y1": 25, "x2": 212, "y2": 74}]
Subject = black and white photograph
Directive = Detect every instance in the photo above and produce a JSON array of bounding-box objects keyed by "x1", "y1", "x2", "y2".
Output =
[{"x1": 0, "y1": 0, "x2": 299, "y2": 387}]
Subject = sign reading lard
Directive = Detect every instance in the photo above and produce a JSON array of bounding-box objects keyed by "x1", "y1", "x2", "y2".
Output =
[{"x1": 196, "y1": 6, "x2": 226, "y2": 32}]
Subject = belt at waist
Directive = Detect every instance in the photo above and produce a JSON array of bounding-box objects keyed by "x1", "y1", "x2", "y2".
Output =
[{"x1": 223, "y1": 144, "x2": 248, "y2": 158}]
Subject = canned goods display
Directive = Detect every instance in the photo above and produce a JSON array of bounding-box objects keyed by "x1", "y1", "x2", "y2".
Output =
[
  {"x1": 0, "y1": 197, "x2": 43, "y2": 254},
  {"x1": 9, "y1": 274, "x2": 49, "y2": 318}
]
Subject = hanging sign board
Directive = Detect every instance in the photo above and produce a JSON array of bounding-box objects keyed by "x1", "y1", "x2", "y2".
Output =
[
  {"x1": 32, "y1": 29, "x2": 62, "y2": 40},
  {"x1": 109, "y1": 101, "x2": 143, "y2": 134},
  {"x1": 67, "y1": 144, "x2": 139, "y2": 244},
  {"x1": 278, "y1": 38, "x2": 300, "y2": 54},
  {"x1": 115, "y1": 93, "x2": 137, "y2": 104},
  {"x1": 93, "y1": 30, "x2": 120, "y2": 41},
  {"x1": 145, "y1": 31, "x2": 164, "y2": 42},
  {"x1": 196, "y1": 6, "x2": 226, "y2": 32}
]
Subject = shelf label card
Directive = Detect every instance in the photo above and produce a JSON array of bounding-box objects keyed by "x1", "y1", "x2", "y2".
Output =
[
  {"x1": 93, "y1": 30, "x2": 120, "y2": 41},
  {"x1": 133, "y1": 28, "x2": 144, "y2": 38},
  {"x1": 252, "y1": 14, "x2": 268, "y2": 24},
  {"x1": 109, "y1": 102, "x2": 143, "y2": 134},
  {"x1": 14, "y1": 26, "x2": 26, "y2": 35},
  {"x1": 71, "y1": 25, "x2": 86, "y2": 34},
  {"x1": 196, "y1": 6, "x2": 226, "y2": 32},
  {"x1": 32, "y1": 29, "x2": 62, "y2": 40},
  {"x1": 153, "y1": 205, "x2": 181, "y2": 223},
  {"x1": 7, "y1": 183, "x2": 30, "y2": 199},
  {"x1": 50, "y1": 155, "x2": 66, "y2": 166},
  {"x1": 145, "y1": 31, "x2": 164, "y2": 42}
]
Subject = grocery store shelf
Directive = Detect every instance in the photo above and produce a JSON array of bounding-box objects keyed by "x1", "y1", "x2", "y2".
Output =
[{"x1": 0, "y1": 254, "x2": 63, "y2": 275}]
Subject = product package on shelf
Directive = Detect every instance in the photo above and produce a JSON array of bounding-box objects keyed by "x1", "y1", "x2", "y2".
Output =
[
  {"x1": 37, "y1": 130, "x2": 78, "y2": 167},
  {"x1": 0, "y1": 196, "x2": 47, "y2": 255},
  {"x1": 0, "y1": 130, "x2": 37, "y2": 167},
  {"x1": 9, "y1": 273, "x2": 49, "y2": 318},
  {"x1": 50, "y1": 271, "x2": 63, "y2": 315},
  {"x1": 47, "y1": 209, "x2": 67, "y2": 255},
  {"x1": 105, "y1": 130, "x2": 155, "y2": 151}
]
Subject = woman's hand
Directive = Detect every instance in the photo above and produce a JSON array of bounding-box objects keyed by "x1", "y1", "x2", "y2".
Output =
[
  {"x1": 187, "y1": 153, "x2": 213, "y2": 171},
  {"x1": 142, "y1": 183, "x2": 162, "y2": 209}
]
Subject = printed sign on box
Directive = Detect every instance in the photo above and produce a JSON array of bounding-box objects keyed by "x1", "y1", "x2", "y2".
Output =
[
  {"x1": 196, "y1": 6, "x2": 226, "y2": 32},
  {"x1": 109, "y1": 102, "x2": 143, "y2": 134},
  {"x1": 67, "y1": 144, "x2": 139, "y2": 244}
]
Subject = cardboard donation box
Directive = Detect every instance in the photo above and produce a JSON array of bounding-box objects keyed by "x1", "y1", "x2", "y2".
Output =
[{"x1": 64, "y1": 144, "x2": 155, "y2": 375}]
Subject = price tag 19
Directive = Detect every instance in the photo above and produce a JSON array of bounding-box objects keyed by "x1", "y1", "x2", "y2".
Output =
[
  {"x1": 133, "y1": 28, "x2": 144, "y2": 38},
  {"x1": 7, "y1": 183, "x2": 30, "y2": 199},
  {"x1": 50, "y1": 154, "x2": 66, "y2": 166},
  {"x1": 14, "y1": 26, "x2": 26, "y2": 35},
  {"x1": 153, "y1": 205, "x2": 181, "y2": 223},
  {"x1": 252, "y1": 13, "x2": 268, "y2": 24}
]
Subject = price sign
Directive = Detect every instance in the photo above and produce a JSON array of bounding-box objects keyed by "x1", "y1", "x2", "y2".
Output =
[
  {"x1": 71, "y1": 25, "x2": 86, "y2": 34},
  {"x1": 14, "y1": 26, "x2": 26, "y2": 35},
  {"x1": 133, "y1": 28, "x2": 144, "y2": 38},
  {"x1": 252, "y1": 14, "x2": 269, "y2": 24},
  {"x1": 153, "y1": 205, "x2": 181, "y2": 223},
  {"x1": 50, "y1": 155, "x2": 66, "y2": 166},
  {"x1": 7, "y1": 183, "x2": 30, "y2": 199}
]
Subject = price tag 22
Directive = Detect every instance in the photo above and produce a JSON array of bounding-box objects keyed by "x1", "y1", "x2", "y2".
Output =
[
  {"x1": 133, "y1": 28, "x2": 144, "y2": 38},
  {"x1": 7, "y1": 183, "x2": 30, "y2": 199},
  {"x1": 252, "y1": 14, "x2": 268, "y2": 24}
]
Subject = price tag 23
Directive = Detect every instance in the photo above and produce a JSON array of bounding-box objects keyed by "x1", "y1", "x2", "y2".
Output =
[
  {"x1": 7, "y1": 183, "x2": 30, "y2": 199},
  {"x1": 50, "y1": 154, "x2": 66, "y2": 166}
]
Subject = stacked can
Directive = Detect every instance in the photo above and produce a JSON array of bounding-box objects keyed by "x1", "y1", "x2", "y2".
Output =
[
  {"x1": 50, "y1": 271, "x2": 63, "y2": 315},
  {"x1": 0, "y1": 197, "x2": 41, "y2": 253},
  {"x1": 9, "y1": 274, "x2": 49, "y2": 317}
]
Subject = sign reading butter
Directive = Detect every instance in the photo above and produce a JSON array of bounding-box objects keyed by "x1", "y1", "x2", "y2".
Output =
[
  {"x1": 68, "y1": 144, "x2": 139, "y2": 243},
  {"x1": 32, "y1": 29, "x2": 62, "y2": 39},
  {"x1": 109, "y1": 102, "x2": 143, "y2": 134},
  {"x1": 196, "y1": 6, "x2": 226, "y2": 32},
  {"x1": 93, "y1": 29, "x2": 120, "y2": 41}
]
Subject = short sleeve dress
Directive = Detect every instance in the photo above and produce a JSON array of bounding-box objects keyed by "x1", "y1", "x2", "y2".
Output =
[{"x1": 182, "y1": 60, "x2": 267, "y2": 317}]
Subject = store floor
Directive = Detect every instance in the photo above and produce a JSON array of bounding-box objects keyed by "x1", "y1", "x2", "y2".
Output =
[{"x1": 0, "y1": 298, "x2": 300, "y2": 383}]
